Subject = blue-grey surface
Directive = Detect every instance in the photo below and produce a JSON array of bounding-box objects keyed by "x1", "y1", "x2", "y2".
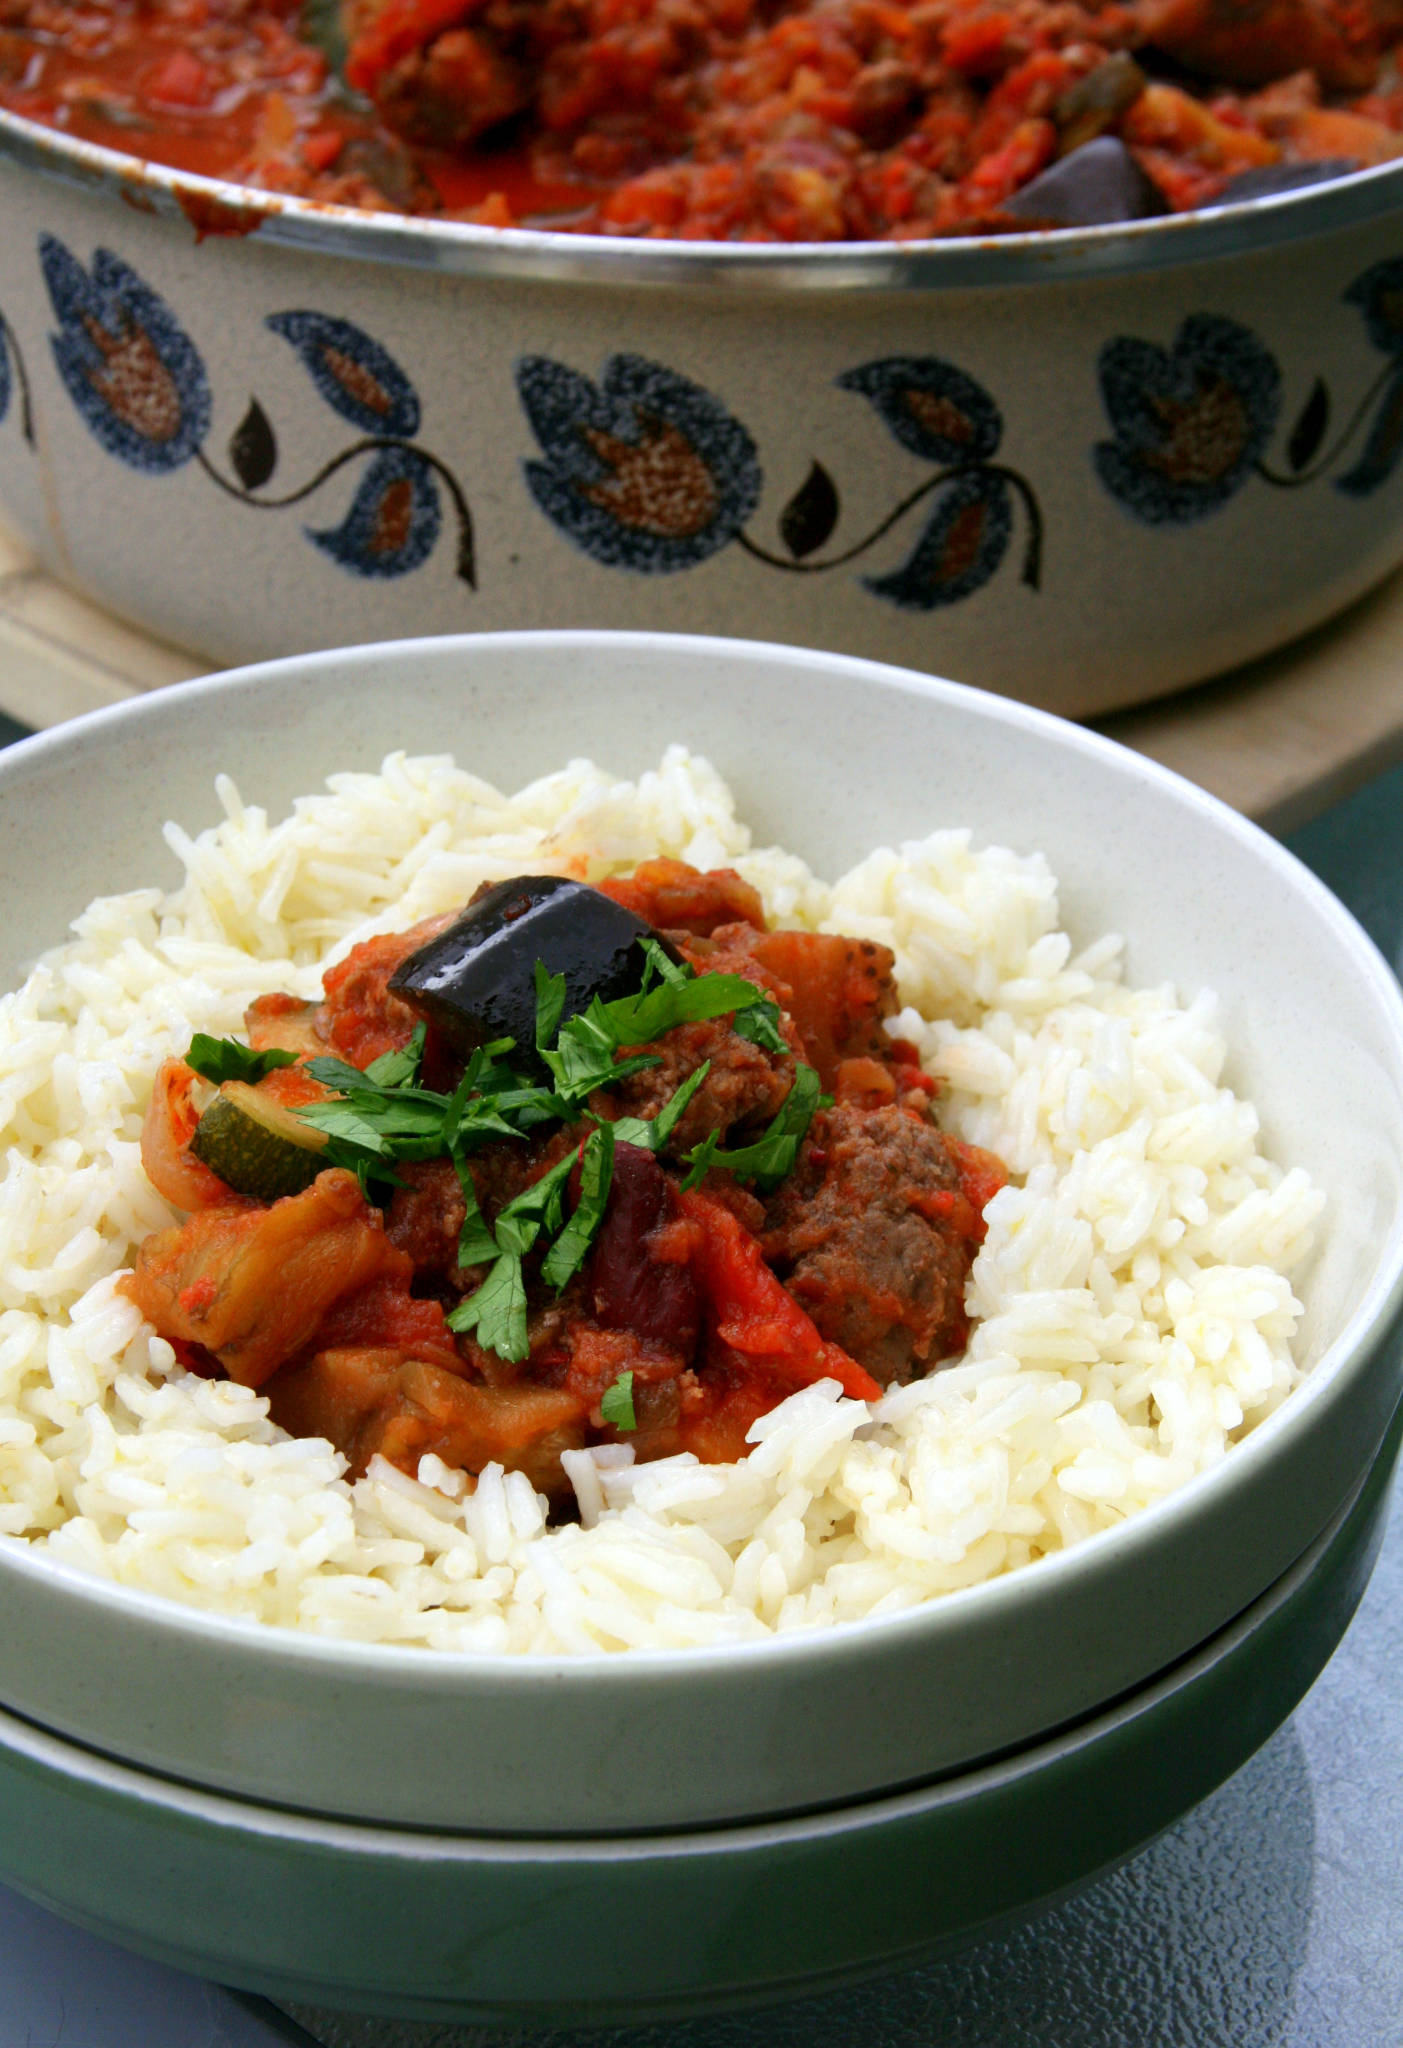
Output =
[
  {"x1": 3, "y1": 755, "x2": 1402, "y2": 2048},
  {"x1": 285, "y1": 1472, "x2": 1403, "y2": 2048}
]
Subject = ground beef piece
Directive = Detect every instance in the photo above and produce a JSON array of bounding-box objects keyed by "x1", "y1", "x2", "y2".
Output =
[
  {"x1": 602, "y1": 1016, "x2": 795, "y2": 1155},
  {"x1": 384, "y1": 1126, "x2": 589, "y2": 1291},
  {"x1": 370, "y1": 26, "x2": 532, "y2": 148},
  {"x1": 762, "y1": 1104, "x2": 977, "y2": 1384},
  {"x1": 385, "y1": 1159, "x2": 469, "y2": 1286},
  {"x1": 681, "y1": 924, "x2": 898, "y2": 1085}
]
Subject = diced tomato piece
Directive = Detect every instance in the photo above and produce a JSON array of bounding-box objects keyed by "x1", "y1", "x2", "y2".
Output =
[
  {"x1": 144, "y1": 49, "x2": 213, "y2": 107},
  {"x1": 678, "y1": 1184, "x2": 882, "y2": 1401},
  {"x1": 599, "y1": 859, "x2": 768, "y2": 937},
  {"x1": 345, "y1": 0, "x2": 483, "y2": 93}
]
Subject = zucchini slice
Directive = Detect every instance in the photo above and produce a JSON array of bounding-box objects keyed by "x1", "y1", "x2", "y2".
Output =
[{"x1": 189, "y1": 1081, "x2": 328, "y2": 1202}]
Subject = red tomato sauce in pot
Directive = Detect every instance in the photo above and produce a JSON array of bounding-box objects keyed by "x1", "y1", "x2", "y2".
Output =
[{"x1": 4, "y1": 0, "x2": 1403, "y2": 241}]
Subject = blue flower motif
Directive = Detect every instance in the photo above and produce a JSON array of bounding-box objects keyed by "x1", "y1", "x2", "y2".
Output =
[
  {"x1": 39, "y1": 235, "x2": 210, "y2": 473},
  {"x1": 267, "y1": 312, "x2": 421, "y2": 437},
  {"x1": 307, "y1": 445, "x2": 441, "y2": 578},
  {"x1": 1343, "y1": 258, "x2": 1403, "y2": 360},
  {"x1": 1095, "y1": 314, "x2": 1281, "y2": 525},
  {"x1": 838, "y1": 358, "x2": 1002, "y2": 466},
  {"x1": 517, "y1": 353, "x2": 761, "y2": 573},
  {"x1": 865, "y1": 470, "x2": 1012, "y2": 610},
  {"x1": 1336, "y1": 260, "x2": 1403, "y2": 498}
]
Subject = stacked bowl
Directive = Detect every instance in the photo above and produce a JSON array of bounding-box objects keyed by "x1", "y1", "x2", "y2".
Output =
[{"x1": 0, "y1": 632, "x2": 1400, "y2": 2022}]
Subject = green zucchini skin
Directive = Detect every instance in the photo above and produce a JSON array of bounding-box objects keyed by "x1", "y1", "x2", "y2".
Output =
[{"x1": 189, "y1": 1082, "x2": 328, "y2": 1202}]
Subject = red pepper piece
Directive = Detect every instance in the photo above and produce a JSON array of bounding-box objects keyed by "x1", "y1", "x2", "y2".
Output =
[{"x1": 678, "y1": 1185, "x2": 882, "y2": 1402}]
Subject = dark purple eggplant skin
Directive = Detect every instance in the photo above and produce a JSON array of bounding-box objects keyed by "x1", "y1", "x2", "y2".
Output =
[
  {"x1": 387, "y1": 876, "x2": 671, "y2": 1057},
  {"x1": 1003, "y1": 136, "x2": 1167, "y2": 227}
]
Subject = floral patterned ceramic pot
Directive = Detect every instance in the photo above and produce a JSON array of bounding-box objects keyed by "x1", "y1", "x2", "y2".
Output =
[{"x1": 3, "y1": 110, "x2": 1403, "y2": 715}]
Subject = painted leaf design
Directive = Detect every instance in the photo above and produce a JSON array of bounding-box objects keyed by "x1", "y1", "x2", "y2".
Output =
[
  {"x1": 229, "y1": 397, "x2": 277, "y2": 491},
  {"x1": 516, "y1": 351, "x2": 760, "y2": 575},
  {"x1": 1287, "y1": 379, "x2": 1329, "y2": 475},
  {"x1": 307, "y1": 447, "x2": 441, "y2": 577},
  {"x1": 1345, "y1": 257, "x2": 1403, "y2": 360},
  {"x1": 838, "y1": 358, "x2": 1002, "y2": 467},
  {"x1": 267, "y1": 312, "x2": 420, "y2": 438},
  {"x1": 1337, "y1": 367, "x2": 1403, "y2": 498},
  {"x1": 864, "y1": 470, "x2": 1012, "y2": 611},
  {"x1": 778, "y1": 461, "x2": 839, "y2": 559}
]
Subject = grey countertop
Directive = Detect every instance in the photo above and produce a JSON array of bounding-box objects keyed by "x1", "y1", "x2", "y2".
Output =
[{"x1": 4, "y1": 753, "x2": 1403, "y2": 2048}]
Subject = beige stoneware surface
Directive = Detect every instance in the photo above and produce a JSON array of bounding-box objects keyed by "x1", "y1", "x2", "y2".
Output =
[{"x1": 1, "y1": 513, "x2": 1401, "y2": 832}]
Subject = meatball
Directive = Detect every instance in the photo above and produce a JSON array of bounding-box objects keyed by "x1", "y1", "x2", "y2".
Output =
[{"x1": 762, "y1": 1104, "x2": 978, "y2": 1383}]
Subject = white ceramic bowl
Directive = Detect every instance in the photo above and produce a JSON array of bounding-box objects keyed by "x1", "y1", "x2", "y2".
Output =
[
  {"x1": 3, "y1": 111, "x2": 1403, "y2": 715},
  {"x1": 0, "y1": 630, "x2": 1401, "y2": 1836}
]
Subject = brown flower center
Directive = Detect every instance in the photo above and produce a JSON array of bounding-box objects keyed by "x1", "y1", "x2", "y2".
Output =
[
  {"x1": 371, "y1": 476, "x2": 415, "y2": 556},
  {"x1": 324, "y1": 346, "x2": 394, "y2": 417},
  {"x1": 905, "y1": 391, "x2": 975, "y2": 445},
  {"x1": 938, "y1": 498, "x2": 989, "y2": 583},
  {"x1": 82, "y1": 313, "x2": 183, "y2": 443},
  {"x1": 1141, "y1": 371, "x2": 1248, "y2": 485},
  {"x1": 577, "y1": 413, "x2": 719, "y2": 538}
]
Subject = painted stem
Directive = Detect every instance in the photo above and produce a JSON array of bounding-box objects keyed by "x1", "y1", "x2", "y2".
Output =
[
  {"x1": 196, "y1": 436, "x2": 476, "y2": 586},
  {"x1": 737, "y1": 472, "x2": 943, "y2": 572},
  {"x1": 987, "y1": 465, "x2": 1044, "y2": 590},
  {"x1": 0, "y1": 311, "x2": 36, "y2": 447},
  {"x1": 739, "y1": 461, "x2": 1043, "y2": 592},
  {"x1": 1255, "y1": 362, "x2": 1395, "y2": 489}
]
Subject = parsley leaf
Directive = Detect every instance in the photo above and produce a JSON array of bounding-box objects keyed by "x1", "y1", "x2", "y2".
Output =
[
  {"x1": 185, "y1": 1035, "x2": 296, "y2": 1086},
  {"x1": 732, "y1": 998, "x2": 787, "y2": 1054},
  {"x1": 638, "y1": 938, "x2": 690, "y2": 991},
  {"x1": 600, "y1": 1369, "x2": 637, "y2": 1432},
  {"x1": 540, "y1": 964, "x2": 783, "y2": 1112},
  {"x1": 447, "y1": 1248, "x2": 529, "y2": 1363},
  {"x1": 451, "y1": 1150, "x2": 499, "y2": 1268},
  {"x1": 534, "y1": 962, "x2": 567, "y2": 1054},
  {"x1": 541, "y1": 1122, "x2": 614, "y2": 1291},
  {"x1": 364, "y1": 1024, "x2": 426, "y2": 1089},
  {"x1": 681, "y1": 1063, "x2": 824, "y2": 1194},
  {"x1": 605, "y1": 1060, "x2": 712, "y2": 1152}
]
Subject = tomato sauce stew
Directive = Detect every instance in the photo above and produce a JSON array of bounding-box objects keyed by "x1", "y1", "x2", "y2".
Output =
[
  {"x1": 119, "y1": 863, "x2": 1007, "y2": 1506},
  {"x1": 4, "y1": 0, "x2": 1403, "y2": 239}
]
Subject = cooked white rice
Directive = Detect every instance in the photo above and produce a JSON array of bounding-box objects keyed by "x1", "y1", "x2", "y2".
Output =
[{"x1": 0, "y1": 747, "x2": 1324, "y2": 1651}]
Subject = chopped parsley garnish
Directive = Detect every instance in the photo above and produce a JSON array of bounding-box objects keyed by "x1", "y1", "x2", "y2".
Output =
[
  {"x1": 185, "y1": 1034, "x2": 297, "y2": 1087},
  {"x1": 600, "y1": 1369, "x2": 637, "y2": 1432},
  {"x1": 681, "y1": 1064, "x2": 826, "y2": 1195},
  {"x1": 200, "y1": 944, "x2": 823, "y2": 1363}
]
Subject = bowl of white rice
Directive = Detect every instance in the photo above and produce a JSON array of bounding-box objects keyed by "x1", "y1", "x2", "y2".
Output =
[{"x1": 0, "y1": 629, "x2": 1401, "y2": 1851}]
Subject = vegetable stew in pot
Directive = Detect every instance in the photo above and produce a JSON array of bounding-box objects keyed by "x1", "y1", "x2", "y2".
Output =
[{"x1": 4, "y1": 0, "x2": 1403, "y2": 238}]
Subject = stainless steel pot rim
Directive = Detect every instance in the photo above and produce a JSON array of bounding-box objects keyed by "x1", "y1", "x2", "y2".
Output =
[
  {"x1": 4, "y1": 102, "x2": 1403, "y2": 291},
  {"x1": 0, "y1": 629, "x2": 1401, "y2": 1684}
]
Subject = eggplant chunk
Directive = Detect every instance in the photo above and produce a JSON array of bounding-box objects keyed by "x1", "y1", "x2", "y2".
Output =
[
  {"x1": 1003, "y1": 137, "x2": 1167, "y2": 227},
  {"x1": 387, "y1": 876, "x2": 671, "y2": 1057}
]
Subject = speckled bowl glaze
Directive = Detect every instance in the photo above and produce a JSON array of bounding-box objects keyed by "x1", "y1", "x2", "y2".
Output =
[
  {"x1": 4, "y1": 113, "x2": 1403, "y2": 714},
  {"x1": 1, "y1": 1400, "x2": 1397, "y2": 2026},
  {"x1": 0, "y1": 631, "x2": 1401, "y2": 1838}
]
